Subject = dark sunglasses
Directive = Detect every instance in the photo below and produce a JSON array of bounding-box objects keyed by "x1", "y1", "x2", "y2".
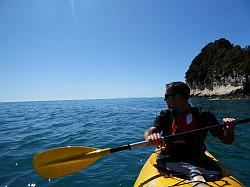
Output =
[{"x1": 164, "y1": 94, "x2": 175, "y2": 101}]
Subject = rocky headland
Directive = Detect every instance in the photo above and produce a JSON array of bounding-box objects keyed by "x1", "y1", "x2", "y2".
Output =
[{"x1": 185, "y1": 38, "x2": 250, "y2": 99}]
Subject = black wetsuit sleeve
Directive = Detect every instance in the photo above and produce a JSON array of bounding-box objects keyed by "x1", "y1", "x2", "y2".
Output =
[
  {"x1": 201, "y1": 111, "x2": 224, "y2": 137},
  {"x1": 153, "y1": 110, "x2": 171, "y2": 133}
]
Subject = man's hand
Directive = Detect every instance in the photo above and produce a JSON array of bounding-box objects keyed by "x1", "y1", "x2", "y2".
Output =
[
  {"x1": 145, "y1": 132, "x2": 163, "y2": 146},
  {"x1": 223, "y1": 117, "x2": 236, "y2": 130},
  {"x1": 220, "y1": 117, "x2": 236, "y2": 144}
]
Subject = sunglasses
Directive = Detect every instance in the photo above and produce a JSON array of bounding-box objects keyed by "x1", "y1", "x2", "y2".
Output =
[{"x1": 164, "y1": 94, "x2": 175, "y2": 101}]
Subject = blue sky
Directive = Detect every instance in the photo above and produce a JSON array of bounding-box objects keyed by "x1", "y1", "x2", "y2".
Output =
[{"x1": 0, "y1": 0, "x2": 249, "y2": 102}]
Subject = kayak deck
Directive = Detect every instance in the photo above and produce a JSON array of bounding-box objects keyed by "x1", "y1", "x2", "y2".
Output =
[{"x1": 134, "y1": 149, "x2": 244, "y2": 187}]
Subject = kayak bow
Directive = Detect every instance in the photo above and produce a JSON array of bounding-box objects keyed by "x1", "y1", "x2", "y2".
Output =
[{"x1": 134, "y1": 149, "x2": 244, "y2": 187}]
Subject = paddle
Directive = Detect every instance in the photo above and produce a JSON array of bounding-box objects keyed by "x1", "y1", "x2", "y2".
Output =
[
  {"x1": 162, "y1": 117, "x2": 250, "y2": 141},
  {"x1": 33, "y1": 141, "x2": 149, "y2": 179},
  {"x1": 33, "y1": 117, "x2": 250, "y2": 179}
]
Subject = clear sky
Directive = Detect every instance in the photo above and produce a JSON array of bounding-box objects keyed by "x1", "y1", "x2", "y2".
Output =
[{"x1": 0, "y1": 0, "x2": 249, "y2": 102}]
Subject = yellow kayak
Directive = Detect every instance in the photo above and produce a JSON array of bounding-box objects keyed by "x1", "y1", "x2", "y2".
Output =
[{"x1": 134, "y1": 149, "x2": 244, "y2": 187}]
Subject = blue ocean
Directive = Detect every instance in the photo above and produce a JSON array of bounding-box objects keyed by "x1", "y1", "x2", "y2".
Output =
[{"x1": 0, "y1": 98, "x2": 250, "y2": 186}]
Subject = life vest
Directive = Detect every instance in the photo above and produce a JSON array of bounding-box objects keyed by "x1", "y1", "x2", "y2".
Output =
[
  {"x1": 171, "y1": 112, "x2": 198, "y2": 134},
  {"x1": 163, "y1": 108, "x2": 207, "y2": 160}
]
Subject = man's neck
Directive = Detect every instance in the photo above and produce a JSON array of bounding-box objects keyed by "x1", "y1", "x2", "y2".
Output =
[{"x1": 175, "y1": 103, "x2": 191, "y2": 113}]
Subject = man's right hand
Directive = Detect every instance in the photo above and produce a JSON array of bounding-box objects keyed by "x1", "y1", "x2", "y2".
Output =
[{"x1": 145, "y1": 132, "x2": 163, "y2": 146}]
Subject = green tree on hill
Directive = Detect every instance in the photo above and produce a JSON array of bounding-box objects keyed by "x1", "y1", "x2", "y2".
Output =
[{"x1": 185, "y1": 38, "x2": 250, "y2": 94}]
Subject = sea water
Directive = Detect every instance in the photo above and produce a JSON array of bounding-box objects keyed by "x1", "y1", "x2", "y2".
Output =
[{"x1": 0, "y1": 98, "x2": 249, "y2": 186}]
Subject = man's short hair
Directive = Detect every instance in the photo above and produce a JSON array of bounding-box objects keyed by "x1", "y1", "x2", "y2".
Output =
[{"x1": 165, "y1": 82, "x2": 190, "y2": 99}]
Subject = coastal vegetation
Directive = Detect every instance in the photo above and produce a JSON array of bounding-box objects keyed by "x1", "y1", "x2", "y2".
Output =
[{"x1": 185, "y1": 38, "x2": 250, "y2": 97}]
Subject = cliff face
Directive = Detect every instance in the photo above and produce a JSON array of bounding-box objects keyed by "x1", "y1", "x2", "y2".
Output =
[{"x1": 185, "y1": 38, "x2": 250, "y2": 98}]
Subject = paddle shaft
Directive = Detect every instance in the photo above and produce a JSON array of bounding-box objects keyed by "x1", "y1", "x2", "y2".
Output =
[
  {"x1": 162, "y1": 117, "x2": 250, "y2": 141},
  {"x1": 106, "y1": 117, "x2": 250, "y2": 154},
  {"x1": 236, "y1": 117, "x2": 250, "y2": 124},
  {"x1": 98, "y1": 118, "x2": 250, "y2": 155},
  {"x1": 109, "y1": 141, "x2": 149, "y2": 153}
]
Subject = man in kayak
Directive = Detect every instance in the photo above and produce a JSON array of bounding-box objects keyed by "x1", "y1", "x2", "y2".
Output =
[{"x1": 144, "y1": 81, "x2": 235, "y2": 176}]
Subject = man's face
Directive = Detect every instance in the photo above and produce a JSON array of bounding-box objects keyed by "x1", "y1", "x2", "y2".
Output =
[{"x1": 164, "y1": 92, "x2": 176, "y2": 109}]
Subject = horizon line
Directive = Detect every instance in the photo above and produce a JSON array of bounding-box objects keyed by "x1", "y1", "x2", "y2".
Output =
[{"x1": 0, "y1": 96, "x2": 163, "y2": 104}]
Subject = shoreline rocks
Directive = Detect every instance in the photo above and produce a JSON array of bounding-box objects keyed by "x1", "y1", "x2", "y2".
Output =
[{"x1": 190, "y1": 84, "x2": 250, "y2": 99}]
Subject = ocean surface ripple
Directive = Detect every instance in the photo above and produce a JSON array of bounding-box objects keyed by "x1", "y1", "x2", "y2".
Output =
[{"x1": 0, "y1": 98, "x2": 249, "y2": 186}]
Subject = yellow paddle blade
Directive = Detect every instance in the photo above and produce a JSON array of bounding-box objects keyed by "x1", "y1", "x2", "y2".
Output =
[{"x1": 33, "y1": 146, "x2": 99, "y2": 179}]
